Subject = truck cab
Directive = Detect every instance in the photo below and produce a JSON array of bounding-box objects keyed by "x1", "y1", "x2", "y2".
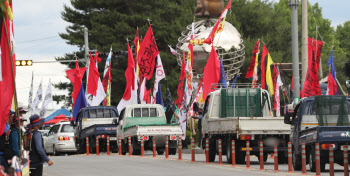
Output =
[
  {"x1": 73, "y1": 106, "x2": 119, "y2": 153},
  {"x1": 285, "y1": 95, "x2": 350, "y2": 172}
]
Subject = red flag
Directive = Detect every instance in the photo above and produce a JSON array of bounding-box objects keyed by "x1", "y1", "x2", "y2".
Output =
[
  {"x1": 327, "y1": 71, "x2": 337, "y2": 95},
  {"x1": 261, "y1": 44, "x2": 268, "y2": 89},
  {"x1": 0, "y1": 17, "x2": 15, "y2": 135},
  {"x1": 203, "y1": 46, "x2": 221, "y2": 99},
  {"x1": 138, "y1": 25, "x2": 159, "y2": 80},
  {"x1": 65, "y1": 61, "x2": 87, "y2": 106},
  {"x1": 122, "y1": 44, "x2": 135, "y2": 101},
  {"x1": 301, "y1": 38, "x2": 323, "y2": 98},
  {"x1": 203, "y1": 0, "x2": 231, "y2": 45},
  {"x1": 272, "y1": 65, "x2": 279, "y2": 111},
  {"x1": 87, "y1": 52, "x2": 100, "y2": 96},
  {"x1": 175, "y1": 52, "x2": 186, "y2": 108},
  {"x1": 245, "y1": 41, "x2": 260, "y2": 78}
]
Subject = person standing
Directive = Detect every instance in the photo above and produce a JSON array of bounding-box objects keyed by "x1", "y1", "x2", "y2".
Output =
[
  {"x1": 9, "y1": 116, "x2": 26, "y2": 157},
  {"x1": 0, "y1": 124, "x2": 11, "y2": 173},
  {"x1": 29, "y1": 114, "x2": 53, "y2": 176}
]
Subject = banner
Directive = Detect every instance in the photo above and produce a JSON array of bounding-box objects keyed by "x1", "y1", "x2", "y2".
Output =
[
  {"x1": 39, "y1": 79, "x2": 53, "y2": 117},
  {"x1": 301, "y1": 38, "x2": 323, "y2": 98},
  {"x1": 32, "y1": 80, "x2": 43, "y2": 114},
  {"x1": 28, "y1": 71, "x2": 34, "y2": 109}
]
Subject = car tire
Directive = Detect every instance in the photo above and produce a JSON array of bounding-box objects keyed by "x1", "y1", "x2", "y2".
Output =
[
  {"x1": 208, "y1": 137, "x2": 216, "y2": 162},
  {"x1": 157, "y1": 150, "x2": 164, "y2": 155},
  {"x1": 169, "y1": 148, "x2": 177, "y2": 155},
  {"x1": 309, "y1": 147, "x2": 316, "y2": 172},
  {"x1": 53, "y1": 145, "x2": 59, "y2": 156},
  {"x1": 226, "y1": 137, "x2": 232, "y2": 164}
]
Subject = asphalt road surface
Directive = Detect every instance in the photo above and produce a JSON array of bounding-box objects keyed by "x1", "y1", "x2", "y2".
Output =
[{"x1": 43, "y1": 150, "x2": 348, "y2": 176}]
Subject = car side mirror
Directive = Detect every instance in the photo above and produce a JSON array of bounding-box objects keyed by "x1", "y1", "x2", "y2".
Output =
[{"x1": 284, "y1": 113, "x2": 292, "y2": 124}]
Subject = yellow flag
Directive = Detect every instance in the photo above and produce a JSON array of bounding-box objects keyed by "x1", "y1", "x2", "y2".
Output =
[{"x1": 266, "y1": 53, "x2": 274, "y2": 96}]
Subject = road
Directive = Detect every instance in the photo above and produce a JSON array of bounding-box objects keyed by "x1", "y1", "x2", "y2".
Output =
[{"x1": 43, "y1": 150, "x2": 348, "y2": 176}]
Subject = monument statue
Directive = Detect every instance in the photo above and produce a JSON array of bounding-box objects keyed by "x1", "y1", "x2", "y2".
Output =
[{"x1": 195, "y1": 0, "x2": 224, "y2": 17}]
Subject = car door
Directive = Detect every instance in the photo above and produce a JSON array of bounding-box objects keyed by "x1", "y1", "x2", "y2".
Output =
[
  {"x1": 45, "y1": 126, "x2": 55, "y2": 153},
  {"x1": 52, "y1": 124, "x2": 62, "y2": 147},
  {"x1": 47, "y1": 125, "x2": 59, "y2": 152}
]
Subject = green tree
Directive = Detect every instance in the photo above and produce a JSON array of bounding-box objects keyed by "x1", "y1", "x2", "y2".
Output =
[{"x1": 55, "y1": 0, "x2": 196, "y2": 107}]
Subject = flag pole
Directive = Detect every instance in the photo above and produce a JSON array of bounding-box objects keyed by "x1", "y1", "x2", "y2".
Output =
[{"x1": 2, "y1": 16, "x2": 22, "y2": 158}]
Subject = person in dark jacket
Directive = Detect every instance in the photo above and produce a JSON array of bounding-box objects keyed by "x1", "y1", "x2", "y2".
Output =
[
  {"x1": 0, "y1": 124, "x2": 11, "y2": 173},
  {"x1": 29, "y1": 114, "x2": 53, "y2": 176},
  {"x1": 9, "y1": 116, "x2": 26, "y2": 157}
]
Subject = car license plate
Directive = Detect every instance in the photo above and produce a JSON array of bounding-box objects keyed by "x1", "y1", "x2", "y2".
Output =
[{"x1": 110, "y1": 137, "x2": 117, "y2": 141}]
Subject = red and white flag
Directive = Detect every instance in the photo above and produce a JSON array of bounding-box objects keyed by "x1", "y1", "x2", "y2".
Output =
[
  {"x1": 274, "y1": 68, "x2": 283, "y2": 116},
  {"x1": 326, "y1": 71, "x2": 337, "y2": 95},
  {"x1": 86, "y1": 51, "x2": 106, "y2": 106},
  {"x1": 151, "y1": 55, "x2": 165, "y2": 104},
  {"x1": 117, "y1": 44, "x2": 137, "y2": 113},
  {"x1": 168, "y1": 45, "x2": 177, "y2": 56},
  {"x1": 102, "y1": 48, "x2": 112, "y2": 105}
]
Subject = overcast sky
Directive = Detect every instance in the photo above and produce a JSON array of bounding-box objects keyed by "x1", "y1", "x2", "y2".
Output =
[{"x1": 12, "y1": 0, "x2": 350, "y2": 113}]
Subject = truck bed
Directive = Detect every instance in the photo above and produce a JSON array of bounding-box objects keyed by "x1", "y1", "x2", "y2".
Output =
[
  {"x1": 203, "y1": 117, "x2": 290, "y2": 135},
  {"x1": 122, "y1": 124, "x2": 183, "y2": 139},
  {"x1": 80, "y1": 124, "x2": 117, "y2": 139}
]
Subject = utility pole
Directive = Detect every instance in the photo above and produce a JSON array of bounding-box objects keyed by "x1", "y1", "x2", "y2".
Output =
[
  {"x1": 301, "y1": 0, "x2": 308, "y2": 86},
  {"x1": 289, "y1": 0, "x2": 300, "y2": 105},
  {"x1": 84, "y1": 27, "x2": 89, "y2": 93}
]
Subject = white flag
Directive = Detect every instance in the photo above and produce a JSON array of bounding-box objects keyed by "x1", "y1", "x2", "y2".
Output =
[
  {"x1": 28, "y1": 71, "x2": 34, "y2": 109},
  {"x1": 151, "y1": 55, "x2": 165, "y2": 104},
  {"x1": 32, "y1": 80, "x2": 43, "y2": 114},
  {"x1": 86, "y1": 78, "x2": 106, "y2": 106},
  {"x1": 39, "y1": 79, "x2": 53, "y2": 117},
  {"x1": 168, "y1": 45, "x2": 177, "y2": 56},
  {"x1": 275, "y1": 71, "x2": 283, "y2": 117},
  {"x1": 140, "y1": 78, "x2": 147, "y2": 104},
  {"x1": 178, "y1": 109, "x2": 187, "y2": 140}
]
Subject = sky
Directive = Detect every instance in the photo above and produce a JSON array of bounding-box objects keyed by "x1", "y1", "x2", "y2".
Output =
[{"x1": 11, "y1": 0, "x2": 350, "y2": 113}]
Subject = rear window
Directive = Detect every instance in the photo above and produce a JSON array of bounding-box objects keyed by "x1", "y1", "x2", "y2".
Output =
[
  {"x1": 132, "y1": 108, "x2": 158, "y2": 117},
  {"x1": 86, "y1": 109, "x2": 118, "y2": 118},
  {"x1": 61, "y1": 124, "x2": 74, "y2": 132}
]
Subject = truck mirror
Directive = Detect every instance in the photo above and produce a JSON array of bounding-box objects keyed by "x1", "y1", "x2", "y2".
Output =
[
  {"x1": 113, "y1": 118, "x2": 119, "y2": 124},
  {"x1": 70, "y1": 120, "x2": 76, "y2": 127},
  {"x1": 284, "y1": 113, "x2": 292, "y2": 124}
]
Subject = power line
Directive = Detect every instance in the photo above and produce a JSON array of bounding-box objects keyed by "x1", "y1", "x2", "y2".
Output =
[{"x1": 17, "y1": 35, "x2": 60, "y2": 44}]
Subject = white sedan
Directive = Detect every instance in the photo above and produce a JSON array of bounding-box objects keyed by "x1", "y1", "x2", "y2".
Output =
[{"x1": 44, "y1": 121, "x2": 77, "y2": 155}]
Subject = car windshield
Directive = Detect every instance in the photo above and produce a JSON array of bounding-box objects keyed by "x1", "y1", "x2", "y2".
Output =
[{"x1": 61, "y1": 124, "x2": 74, "y2": 132}]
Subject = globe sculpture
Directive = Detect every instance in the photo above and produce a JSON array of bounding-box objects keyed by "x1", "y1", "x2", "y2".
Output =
[{"x1": 176, "y1": 19, "x2": 245, "y2": 81}]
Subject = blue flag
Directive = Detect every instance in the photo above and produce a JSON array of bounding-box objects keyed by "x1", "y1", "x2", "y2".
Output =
[
  {"x1": 232, "y1": 74, "x2": 239, "y2": 88},
  {"x1": 73, "y1": 84, "x2": 87, "y2": 122},
  {"x1": 156, "y1": 83, "x2": 164, "y2": 106},
  {"x1": 219, "y1": 58, "x2": 227, "y2": 88},
  {"x1": 327, "y1": 50, "x2": 338, "y2": 95}
]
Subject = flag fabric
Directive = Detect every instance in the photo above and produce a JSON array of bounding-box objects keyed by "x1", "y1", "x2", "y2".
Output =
[
  {"x1": 39, "y1": 79, "x2": 53, "y2": 117},
  {"x1": 144, "y1": 79, "x2": 152, "y2": 104},
  {"x1": 252, "y1": 52, "x2": 259, "y2": 88},
  {"x1": 134, "y1": 27, "x2": 139, "y2": 49},
  {"x1": 73, "y1": 84, "x2": 87, "y2": 121},
  {"x1": 326, "y1": 50, "x2": 337, "y2": 95},
  {"x1": 117, "y1": 44, "x2": 137, "y2": 113},
  {"x1": 168, "y1": 45, "x2": 177, "y2": 56},
  {"x1": 266, "y1": 53, "x2": 274, "y2": 96},
  {"x1": 102, "y1": 48, "x2": 112, "y2": 105},
  {"x1": 231, "y1": 73, "x2": 240, "y2": 88},
  {"x1": 87, "y1": 51, "x2": 101, "y2": 96},
  {"x1": 185, "y1": 47, "x2": 193, "y2": 106},
  {"x1": 138, "y1": 25, "x2": 159, "y2": 80},
  {"x1": 0, "y1": 14, "x2": 16, "y2": 135},
  {"x1": 140, "y1": 78, "x2": 147, "y2": 104},
  {"x1": 31, "y1": 80, "x2": 43, "y2": 114},
  {"x1": 245, "y1": 41, "x2": 260, "y2": 78},
  {"x1": 178, "y1": 109, "x2": 187, "y2": 140},
  {"x1": 0, "y1": 48, "x2": 2, "y2": 81},
  {"x1": 200, "y1": 0, "x2": 231, "y2": 45},
  {"x1": 188, "y1": 79, "x2": 203, "y2": 117},
  {"x1": 219, "y1": 58, "x2": 227, "y2": 88},
  {"x1": 175, "y1": 52, "x2": 186, "y2": 108},
  {"x1": 151, "y1": 55, "x2": 165, "y2": 104},
  {"x1": 28, "y1": 71, "x2": 34, "y2": 109},
  {"x1": 156, "y1": 83, "x2": 164, "y2": 106},
  {"x1": 165, "y1": 84, "x2": 176, "y2": 123},
  {"x1": 65, "y1": 61, "x2": 87, "y2": 106},
  {"x1": 301, "y1": 38, "x2": 323, "y2": 98},
  {"x1": 105, "y1": 79, "x2": 111, "y2": 106},
  {"x1": 272, "y1": 65, "x2": 279, "y2": 111},
  {"x1": 261, "y1": 44, "x2": 268, "y2": 89},
  {"x1": 86, "y1": 78, "x2": 106, "y2": 106},
  {"x1": 203, "y1": 46, "x2": 221, "y2": 99},
  {"x1": 275, "y1": 68, "x2": 283, "y2": 116}
]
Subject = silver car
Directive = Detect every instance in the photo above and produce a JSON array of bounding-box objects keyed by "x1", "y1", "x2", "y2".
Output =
[{"x1": 44, "y1": 122, "x2": 77, "y2": 155}]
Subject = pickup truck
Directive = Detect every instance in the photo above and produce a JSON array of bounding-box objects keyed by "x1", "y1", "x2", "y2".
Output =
[
  {"x1": 198, "y1": 85, "x2": 291, "y2": 164},
  {"x1": 72, "y1": 106, "x2": 119, "y2": 154},
  {"x1": 284, "y1": 95, "x2": 350, "y2": 172},
  {"x1": 117, "y1": 104, "x2": 183, "y2": 155}
]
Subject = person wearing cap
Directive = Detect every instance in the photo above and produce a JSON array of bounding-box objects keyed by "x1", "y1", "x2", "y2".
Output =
[
  {"x1": 29, "y1": 114, "x2": 53, "y2": 176},
  {"x1": 0, "y1": 124, "x2": 11, "y2": 173},
  {"x1": 18, "y1": 107, "x2": 28, "y2": 134},
  {"x1": 9, "y1": 116, "x2": 25, "y2": 157}
]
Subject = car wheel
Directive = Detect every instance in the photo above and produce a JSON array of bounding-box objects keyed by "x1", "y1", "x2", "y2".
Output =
[
  {"x1": 53, "y1": 145, "x2": 59, "y2": 156},
  {"x1": 157, "y1": 149, "x2": 164, "y2": 155},
  {"x1": 309, "y1": 147, "x2": 316, "y2": 172},
  {"x1": 226, "y1": 137, "x2": 232, "y2": 164},
  {"x1": 208, "y1": 137, "x2": 216, "y2": 162}
]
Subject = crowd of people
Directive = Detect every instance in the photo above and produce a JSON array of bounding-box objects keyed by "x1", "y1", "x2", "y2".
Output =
[{"x1": 0, "y1": 108, "x2": 53, "y2": 176}]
